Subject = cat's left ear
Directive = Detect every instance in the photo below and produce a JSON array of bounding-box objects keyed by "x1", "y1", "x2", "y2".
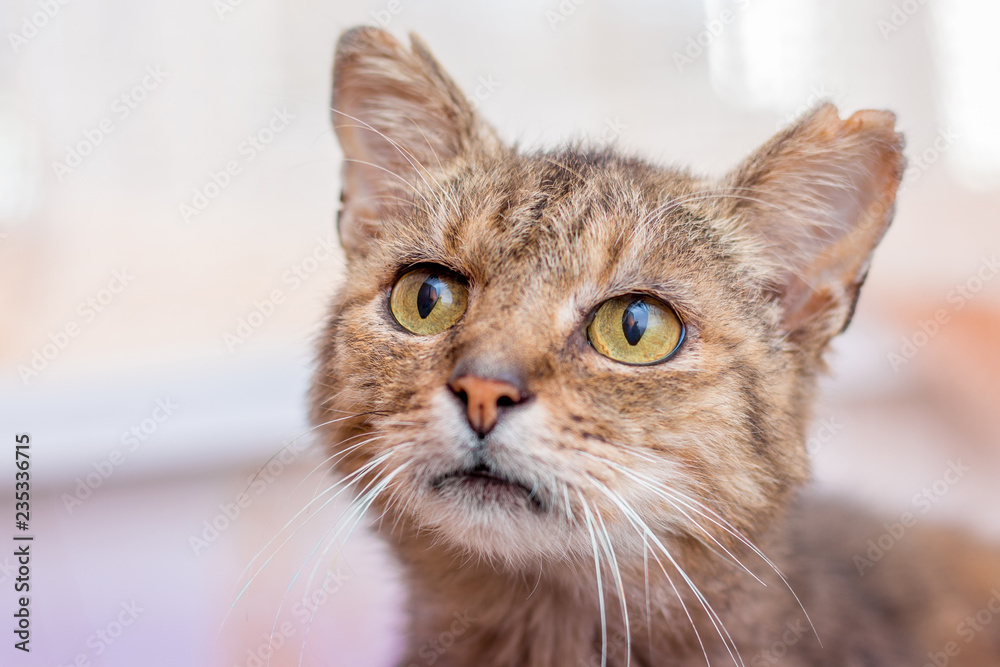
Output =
[
  {"x1": 331, "y1": 27, "x2": 496, "y2": 256},
  {"x1": 724, "y1": 104, "x2": 905, "y2": 350}
]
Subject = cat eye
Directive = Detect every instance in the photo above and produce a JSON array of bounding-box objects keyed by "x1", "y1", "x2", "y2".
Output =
[
  {"x1": 390, "y1": 267, "x2": 468, "y2": 335},
  {"x1": 587, "y1": 295, "x2": 684, "y2": 365}
]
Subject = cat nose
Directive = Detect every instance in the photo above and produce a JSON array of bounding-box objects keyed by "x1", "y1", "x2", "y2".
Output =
[{"x1": 448, "y1": 374, "x2": 526, "y2": 437}]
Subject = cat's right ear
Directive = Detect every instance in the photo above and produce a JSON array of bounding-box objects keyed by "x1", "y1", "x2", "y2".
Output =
[{"x1": 331, "y1": 27, "x2": 493, "y2": 256}]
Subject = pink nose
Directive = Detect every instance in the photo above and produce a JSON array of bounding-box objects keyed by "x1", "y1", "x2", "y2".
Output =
[{"x1": 448, "y1": 375, "x2": 522, "y2": 436}]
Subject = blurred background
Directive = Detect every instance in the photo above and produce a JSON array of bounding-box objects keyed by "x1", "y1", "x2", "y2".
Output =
[{"x1": 1, "y1": 0, "x2": 998, "y2": 665}]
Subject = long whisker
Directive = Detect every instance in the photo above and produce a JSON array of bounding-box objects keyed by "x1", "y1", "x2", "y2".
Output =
[
  {"x1": 228, "y1": 448, "x2": 401, "y2": 613},
  {"x1": 287, "y1": 462, "x2": 410, "y2": 667},
  {"x1": 580, "y1": 476, "x2": 711, "y2": 666},
  {"x1": 303, "y1": 432, "x2": 389, "y2": 499},
  {"x1": 579, "y1": 492, "x2": 609, "y2": 667},
  {"x1": 228, "y1": 432, "x2": 391, "y2": 603},
  {"x1": 576, "y1": 452, "x2": 764, "y2": 586},
  {"x1": 658, "y1": 485, "x2": 821, "y2": 647},
  {"x1": 276, "y1": 476, "x2": 386, "y2": 667},
  {"x1": 232, "y1": 434, "x2": 390, "y2": 586},
  {"x1": 585, "y1": 475, "x2": 745, "y2": 667},
  {"x1": 592, "y1": 451, "x2": 818, "y2": 646},
  {"x1": 237, "y1": 411, "x2": 379, "y2": 507},
  {"x1": 642, "y1": 534, "x2": 653, "y2": 662},
  {"x1": 593, "y1": 501, "x2": 631, "y2": 667}
]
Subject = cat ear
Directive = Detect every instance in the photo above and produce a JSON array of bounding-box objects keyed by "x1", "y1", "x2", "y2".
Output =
[
  {"x1": 331, "y1": 27, "x2": 493, "y2": 255},
  {"x1": 724, "y1": 103, "x2": 905, "y2": 348}
]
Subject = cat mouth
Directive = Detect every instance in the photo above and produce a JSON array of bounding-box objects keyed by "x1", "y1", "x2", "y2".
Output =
[{"x1": 432, "y1": 464, "x2": 544, "y2": 512}]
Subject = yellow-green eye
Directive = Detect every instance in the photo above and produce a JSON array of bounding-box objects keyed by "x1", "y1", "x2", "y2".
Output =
[
  {"x1": 587, "y1": 295, "x2": 684, "y2": 365},
  {"x1": 390, "y1": 267, "x2": 468, "y2": 335}
]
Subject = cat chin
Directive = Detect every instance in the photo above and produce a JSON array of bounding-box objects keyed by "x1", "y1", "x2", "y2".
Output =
[
  {"x1": 422, "y1": 515, "x2": 584, "y2": 567},
  {"x1": 400, "y1": 488, "x2": 672, "y2": 568},
  {"x1": 399, "y1": 489, "x2": 583, "y2": 565}
]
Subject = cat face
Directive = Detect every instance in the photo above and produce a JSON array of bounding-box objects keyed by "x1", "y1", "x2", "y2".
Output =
[{"x1": 312, "y1": 28, "x2": 904, "y2": 568}]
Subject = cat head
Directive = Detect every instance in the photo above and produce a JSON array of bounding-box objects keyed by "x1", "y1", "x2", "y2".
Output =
[{"x1": 312, "y1": 27, "x2": 904, "y2": 568}]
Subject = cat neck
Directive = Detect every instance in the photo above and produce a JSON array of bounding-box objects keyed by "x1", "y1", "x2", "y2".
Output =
[{"x1": 387, "y1": 519, "x2": 796, "y2": 666}]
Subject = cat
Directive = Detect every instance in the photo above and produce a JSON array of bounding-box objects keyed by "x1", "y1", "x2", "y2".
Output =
[{"x1": 310, "y1": 26, "x2": 1000, "y2": 667}]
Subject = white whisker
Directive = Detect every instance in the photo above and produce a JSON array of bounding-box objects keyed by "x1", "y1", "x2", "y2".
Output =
[{"x1": 579, "y1": 492, "x2": 609, "y2": 667}]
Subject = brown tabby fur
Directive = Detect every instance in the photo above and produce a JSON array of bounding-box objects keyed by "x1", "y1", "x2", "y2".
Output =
[{"x1": 310, "y1": 27, "x2": 1000, "y2": 666}]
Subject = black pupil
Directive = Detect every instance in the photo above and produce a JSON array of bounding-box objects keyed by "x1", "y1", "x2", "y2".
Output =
[
  {"x1": 622, "y1": 300, "x2": 648, "y2": 346},
  {"x1": 417, "y1": 277, "x2": 441, "y2": 319}
]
